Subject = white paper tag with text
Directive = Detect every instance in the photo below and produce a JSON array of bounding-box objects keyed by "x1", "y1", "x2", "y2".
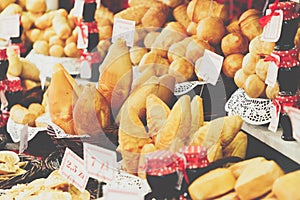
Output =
[
  {"x1": 39, "y1": 73, "x2": 47, "y2": 90},
  {"x1": 103, "y1": 189, "x2": 143, "y2": 200},
  {"x1": 265, "y1": 55, "x2": 280, "y2": 87},
  {"x1": 77, "y1": 25, "x2": 88, "y2": 49},
  {"x1": 195, "y1": 50, "x2": 223, "y2": 86},
  {"x1": 261, "y1": 9, "x2": 283, "y2": 42},
  {"x1": 285, "y1": 106, "x2": 300, "y2": 142},
  {"x1": 96, "y1": 0, "x2": 101, "y2": 8},
  {"x1": 112, "y1": 18, "x2": 135, "y2": 47},
  {"x1": 268, "y1": 103, "x2": 280, "y2": 133},
  {"x1": 83, "y1": 143, "x2": 117, "y2": 182},
  {"x1": 72, "y1": 0, "x2": 85, "y2": 17},
  {"x1": 0, "y1": 15, "x2": 20, "y2": 38},
  {"x1": 59, "y1": 148, "x2": 89, "y2": 192},
  {"x1": 80, "y1": 60, "x2": 92, "y2": 79},
  {"x1": 19, "y1": 124, "x2": 28, "y2": 154}
]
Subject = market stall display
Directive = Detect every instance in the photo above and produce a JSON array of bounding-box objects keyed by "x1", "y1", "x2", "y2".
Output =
[{"x1": 0, "y1": 0, "x2": 299, "y2": 199}]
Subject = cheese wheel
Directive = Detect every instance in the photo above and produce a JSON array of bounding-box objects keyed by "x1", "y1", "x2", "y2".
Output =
[
  {"x1": 188, "y1": 168, "x2": 236, "y2": 200},
  {"x1": 272, "y1": 170, "x2": 300, "y2": 200},
  {"x1": 235, "y1": 160, "x2": 284, "y2": 200}
]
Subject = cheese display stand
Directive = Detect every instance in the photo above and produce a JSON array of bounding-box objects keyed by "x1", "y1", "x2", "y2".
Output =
[{"x1": 0, "y1": 0, "x2": 300, "y2": 199}]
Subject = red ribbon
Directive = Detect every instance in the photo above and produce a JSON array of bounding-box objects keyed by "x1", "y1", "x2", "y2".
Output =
[
  {"x1": 80, "y1": 50, "x2": 101, "y2": 66},
  {"x1": 258, "y1": 0, "x2": 279, "y2": 27},
  {"x1": 73, "y1": 18, "x2": 87, "y2": 46},
  {"x1": 263, "y1": 54, "x2": 280, "y2": 66},
  {"x1": 74, "y1": 18, "x2": 99, "y2": 48},
  {"x1": 83, "y1": 21, "x2": 98, "y2": 34},
  {"x1": 274, "y1": 95, "x2": 300, "y2": 114}
]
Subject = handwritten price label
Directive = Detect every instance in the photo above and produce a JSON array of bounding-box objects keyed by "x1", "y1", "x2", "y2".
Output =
[
  {"x1": 195, "y1": 50, "x2": 223, "y2": 86},
  {"x1": 72, "y1": 0, "x2": 85, "y2": 17},
  {"x1": 112, "y1": 18, "x2": 135, "y2": 47},
  {"x1": 261, "y1": 9, "x2": 283, "y2": 42},
  {"x1": 83, "y1": 143, "x2": 117, "y2": 182},
  {"x1": 59, "y1": 148, "x2": 89, "y2": 192},
  {"x1": 0, "y1": 14, "x2": 20, "y2": 39}
]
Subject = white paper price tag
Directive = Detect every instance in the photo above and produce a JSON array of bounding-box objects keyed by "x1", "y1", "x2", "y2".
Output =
[
  {"x1": 39, "y1": 73, "x2": 47, "y2": 90},
  {"x1": 195, "y1": 50, "x2": 223, "y2": 86},
  {"x1": 72, "y1": 0, "x2": 85, "y2": 17},
  {"x1": 265, "y1": 54, "x2": 280, "y2": 87},
  {"x1": 96, "y1": 0, "x2": 101, "y2": 8},
  {"x1": 59, "y1": 148, "x2": 89, "y2": 192},
  {"x1": 291, "y1": 0, "x2": 300, "y2": 3},
  {"x1": 285, "y1": 106, "x2": 300, "y2": 142},
  {"x1": 19, "y1": 124, "x2": 28, "y2": 154},
  {"x1": 77, "y1": 25, "x2": 88, "y2": 49},
  {"x1": 80, "y1": 60, "x2": 91, "y2": 79},
  {"x1": 112, "y1": 18, "x2": 135, "y2": 47},
  {"x1": 0, "y1": 15, "x2": 20, "y2": 38},
  {"x1": 83, "y1": 143, "x2": 117, "y2": 182},
  {"x1": 261, "y1": 9, "x2": 283, "y2": 42},
  {"x1": 103, "y1": 189, "x2": 143, "y2": 200},
  {"x1": 268, "y1": 103, "x2": 280, "y2": 133}
]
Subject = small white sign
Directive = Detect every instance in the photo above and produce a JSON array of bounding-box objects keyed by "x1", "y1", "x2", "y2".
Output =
[
  {"x1": 261, "y1": 9, "x2": 283, "y2": 42},
  {"x1": 39, "y1": 73, "x2": 47, "y2": 90},
  {"x1": 103, "y1": 189, "x2": 143, "y2": 200},
  {"x1": 77, "y1": 25, "x2": 88, "y2": 49},
  {"x1": 112, "y1": 18, "x2": 135, "y2": 47},
  {"x1": 96, "y1": 0, "x2": 101, "y2": 8},
  {"x1": 0, "y1": 15, "x2": 20, "y2": 38},
  {"x1": 72, "y1": 0, "x2": 85, "y2": 17},
  {"x1": 19, "y1": 124, "x2": 28, "y2": 154},
  {"x1": 265, "y1": 54, "x2": 280, "y2": 87},
  {"x1": 268, "y1": 103, "x2": 280, "y2": 133},
  {"x1": 291, "y1": 0, "x2": 300, "y2": 3},
  {"x1": 80, "y1": 60, "x2": 92, "y2": 79},
  {"x1": 285, "y1": 106, "x2": 300, "y2": 142},
  {"x1": 83, "y1": 143, "x2": 117, "y2": 182},
  {"x1": 59, "y1": 148, "x2": 89, "y2": 192},
  {"x1": 195, "y1": 50, "x2": 224, "y2": 86}
]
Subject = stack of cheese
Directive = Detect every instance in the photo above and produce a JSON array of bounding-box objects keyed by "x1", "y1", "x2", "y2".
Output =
[
  {"x1": 188, "y1": 156, "x2": 300, "y2": 200},
  {"x1": 0, "y1": 170, "x2": 90, "y2": 200},
  {"x1": 0, "y1": 151, "x2": 27, "y2": 181},
  {"x1": 233, "y1": 34, "x2": 279, "y2": 99},
  {"x1": 117, "y1": 76, "x2": 247, "y2": 175},
  {"x1": 9, "y1": 103, "x2": 45, "y2": 127}
]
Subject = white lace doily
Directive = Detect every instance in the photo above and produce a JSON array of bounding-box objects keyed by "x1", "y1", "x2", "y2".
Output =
[
  {"x1": 225, "y1": 89, "x2": 273, "y2": 125},
  {"x1": 47, "y1": 122, "x2": 90, "y2": 139},
  {"x1": 6, "y1": 117, "x2": 47, "y2": 143},
  {"x1": 174, "y1": 81, "x2": 207, "y2": 96}
]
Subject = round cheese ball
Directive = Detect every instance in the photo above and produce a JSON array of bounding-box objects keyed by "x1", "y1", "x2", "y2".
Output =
[
  {"x1": 221, "y1": 32, "x2": 249, "y2": 56},
  {"x1": 197, "y1": 16, "x2": 225, "y2": 45},
  {"x1": 222, "y1": 53, "x2": 244, "y2": 78},
  {"x1": 244, "y1": 74, "x2": 266, "y2": 98}
]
